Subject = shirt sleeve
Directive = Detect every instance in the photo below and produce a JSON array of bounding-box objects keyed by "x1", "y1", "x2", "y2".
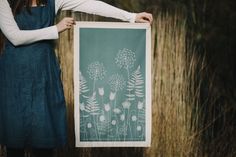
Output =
[
  {"x1": 0, "y1": 0, "x2": 59, "y2": 46},
  {"x1": 55, "y1": 0, "x2": 137, "y2": 23}
]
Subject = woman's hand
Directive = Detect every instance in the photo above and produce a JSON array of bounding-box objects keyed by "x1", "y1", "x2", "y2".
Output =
[
  {"x1": 135, "y1": 12, "x2": 153, "y2": 24},
  {"x1": 56, "y1": 17, "x2": 76, "y2": 33}
]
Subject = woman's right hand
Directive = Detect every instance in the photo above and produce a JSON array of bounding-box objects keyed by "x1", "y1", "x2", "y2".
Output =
[
  {"x1": 56, "y1": 17, "x2": 76, "y2": 33},
  {"x1": 135, "y1": 12, "x2": 153, "y2": 24}
]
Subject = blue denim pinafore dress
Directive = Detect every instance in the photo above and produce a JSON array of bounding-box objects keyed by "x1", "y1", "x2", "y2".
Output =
[{"x1": 0, "y1": 0, "x2": 67, "y2": 148}]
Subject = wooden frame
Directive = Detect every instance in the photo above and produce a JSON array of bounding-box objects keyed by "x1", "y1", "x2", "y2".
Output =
[{"x1": 74, "y1": 22, "x2": 151, "y2": 147}]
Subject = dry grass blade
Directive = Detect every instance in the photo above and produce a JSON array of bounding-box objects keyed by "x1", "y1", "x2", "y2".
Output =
[{"x1": 145, "y1": 11, "x2": 201, "y2": 157}]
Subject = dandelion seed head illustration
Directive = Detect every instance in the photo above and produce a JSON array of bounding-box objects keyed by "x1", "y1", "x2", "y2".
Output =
[
  {"x1": 115, "y1": 48, "x2": 136, "y2": 70},
  {"x1": 87, "y1": 61, "x2": 106, "y2": 80},
  {"x1": 108, "y1": 74, "x2": 126, "y2": 92}
]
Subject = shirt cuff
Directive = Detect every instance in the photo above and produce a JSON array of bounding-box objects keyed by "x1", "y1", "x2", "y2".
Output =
[
  {"x1": 48, "y1": 25, "x2": 59, "y2": 39},
  {"x1": 129, "y1": 13, "x2": 137, "y2": 23}
]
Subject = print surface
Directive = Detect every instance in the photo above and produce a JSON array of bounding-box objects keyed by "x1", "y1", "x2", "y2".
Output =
[{"x1": 74, "y1": 22, "x2": 151, "y2": 147}]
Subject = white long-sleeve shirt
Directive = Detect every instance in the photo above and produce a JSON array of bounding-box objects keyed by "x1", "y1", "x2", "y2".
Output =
[
  {"x1": 0, "y1": 0, "x2": 58, "y2": 46},
  {"x1": 0, "y1": 0, "x2": 136, "y2": 46},
  {"x1": 55, "y1": 0, "x2": 136, "y2": 22}
]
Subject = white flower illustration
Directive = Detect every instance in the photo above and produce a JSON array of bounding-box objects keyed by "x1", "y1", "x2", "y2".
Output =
[
  {"x1": 115, "y1": 48, "x2": 136, "y2": 70},
  {"x1": 87, "y1": 123, "x2": 92, "y2": 128},
  {"x1": 138, "y1": 101, "x2": 144, "y2": 110},
  {"x1": 99, "y1": 115, "x2": 105, "y2": 122},
  {"x1": 87, "y1": 61, "x2": 106, "y2": 81},
  {"x1": 98, "y1": 87, "x2": 104, "y2": 96},
  {"x1": 131, "y1": 115, "x2": 137, "y2": 121},
  {"x1": 137, "y1": 126, "x2": 142, "y2": 131},
  {"x1": 111, "y1": 120, "x2": 117, "y2": 125},
  {"x1": 118, "y1": 126, "x2": 128, "y2": 135},
  {"x1": 120, "y1": 114, "x2": 125, "y2": 121},
  {"x1": 108, "y1": 74, "x2": 126, "y2": 92},
  {"x1": 80, "y1": 102, "x2": 85, "y2": 111},
  {"x1": 122, "y1": 100, "x2": 131, "y2": 109},
  {"x1": 113, "y1": 108, "x2": 121, "y2": 114},
  {"x1": 104, "y1": 104, "x2": 111, "y2": 111},
  {"x1": 92, "y1": 91, "x2": 96, "y2": 97},
  {"x1": 109, "y1": 92, "x2": 116, "y2": 101}
]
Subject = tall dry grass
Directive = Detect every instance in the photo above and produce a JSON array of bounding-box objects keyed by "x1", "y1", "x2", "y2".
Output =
[
  {"x1": 144, "y1": 12, "x2": 202, "y2": 157},
  {"x1": 55, "y1": 11, "x2": 203, "y2": 157}
]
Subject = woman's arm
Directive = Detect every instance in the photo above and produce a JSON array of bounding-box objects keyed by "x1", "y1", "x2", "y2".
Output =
[
  {"x1": 0, "y1": 0, "x2": 59, "y2": 46},
  {"x1": 55, "y1": 0, "x2": 137, "y2": 23}
]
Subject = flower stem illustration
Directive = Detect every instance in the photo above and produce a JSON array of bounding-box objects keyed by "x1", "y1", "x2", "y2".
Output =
[{"x1": 115, "y1": 48, "x2": 136, "y2": 140}]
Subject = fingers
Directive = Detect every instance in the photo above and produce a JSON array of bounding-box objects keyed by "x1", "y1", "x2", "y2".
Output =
[
  {"x1": 64, "y1": 17, "x2": 76, "y2": 28},
  {"x1": 136, "y1": 12, "x2": 153, "y2": 24},
  {"x1": 142, "y1": 12, "x2": 153, "y2": 23},
  {"x1": 56, "y1": 17, "x2": 76, "y2": 33},
  {"x1": 147, "y1": 13, "x2": 153, "y2": 23},
  {"x1": 139, "y1": 18, "x2": 151, "y2": 23}
]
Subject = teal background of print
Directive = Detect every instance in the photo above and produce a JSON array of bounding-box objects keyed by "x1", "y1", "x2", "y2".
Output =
[{"x1": 79, "y1": 28, "x2": 146, "y2": 141}]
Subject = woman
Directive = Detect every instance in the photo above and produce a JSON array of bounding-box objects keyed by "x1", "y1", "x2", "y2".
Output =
[
  {"x1": 0, "y1": 0, "x2": 80, "y2": 47},
  {"x1": 0, "y1": 0, "x2": 152, "y2": 156}
]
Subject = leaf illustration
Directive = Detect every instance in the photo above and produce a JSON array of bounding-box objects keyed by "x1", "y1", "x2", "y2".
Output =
[
  {"x1": 126, "y1": 66, "x2": 144, "y2": 99},
  {"x1": 85, "y1": 92, "x2": 100, "y2": 115},
  {"x1": 97, "y1": 120, "x2": 111, "y2": 136},
  {"x1": 79, "y1": 71, "x2": 89, "y2": 95},
  {"x1": 138, "y1": 107, "x2": 145, "y2": 124}
]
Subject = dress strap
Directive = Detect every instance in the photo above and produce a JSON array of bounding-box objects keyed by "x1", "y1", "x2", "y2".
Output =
[{"x1": 47, "y1": 0, "x2": 55, "y2": 22}]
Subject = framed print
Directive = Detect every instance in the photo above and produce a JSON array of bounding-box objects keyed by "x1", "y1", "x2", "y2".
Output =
[{"x1": 74, "y1": 22, "x2": 151, "y2": 147}]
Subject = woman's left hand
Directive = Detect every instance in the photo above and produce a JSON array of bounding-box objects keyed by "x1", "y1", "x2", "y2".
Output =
[{"x1": 135, "y1": 12, "x2": 153, "y2": 24}]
